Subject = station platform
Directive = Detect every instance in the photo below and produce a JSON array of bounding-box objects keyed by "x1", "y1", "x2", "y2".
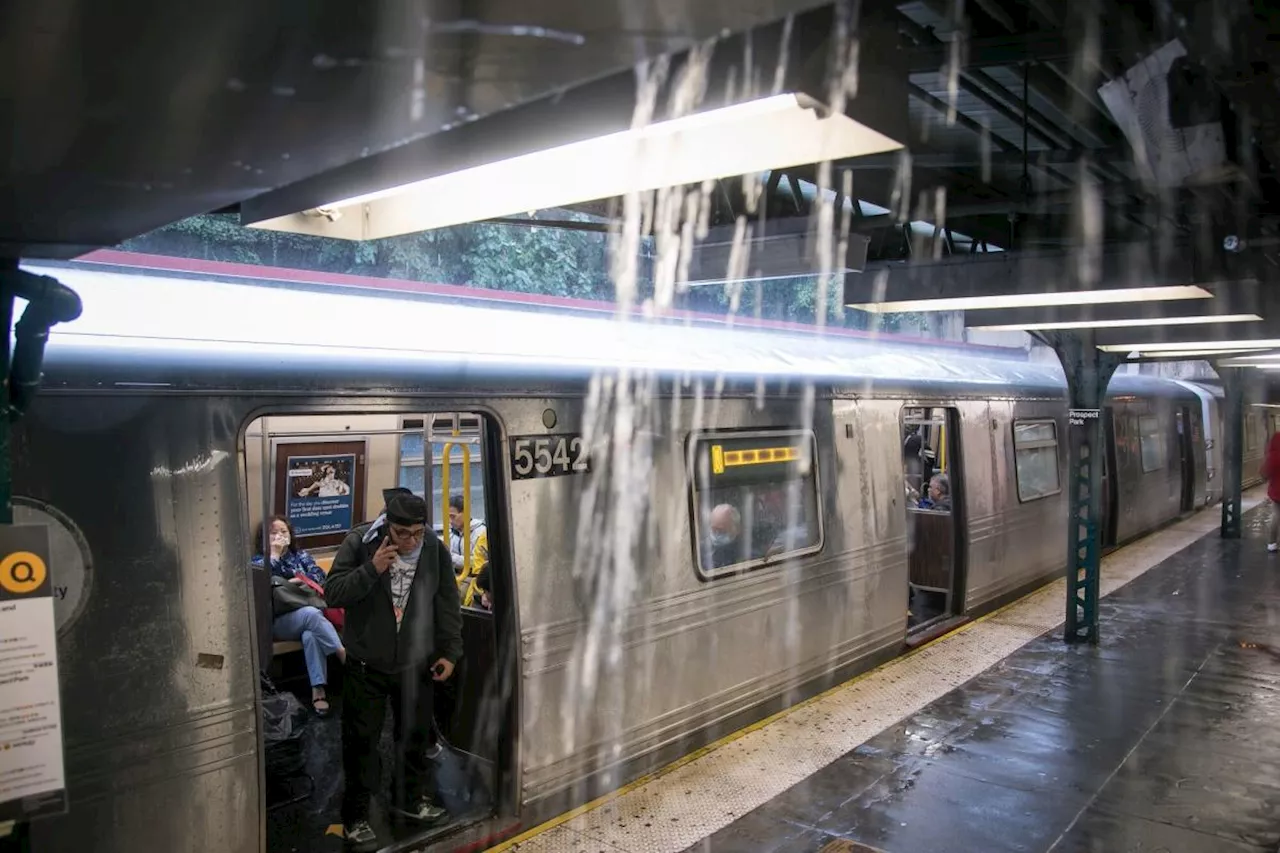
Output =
[{"x1": 500, "y1": 487, "x2": 1279, "y2": 853}]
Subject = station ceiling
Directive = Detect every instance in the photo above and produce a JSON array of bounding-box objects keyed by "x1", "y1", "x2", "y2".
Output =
[
  {"x1": 0, "y1": 0, "x2": 832, "y2": 255},
  {"x1": 5, "y1": 0, "x2": 1280, "y2": 361}
]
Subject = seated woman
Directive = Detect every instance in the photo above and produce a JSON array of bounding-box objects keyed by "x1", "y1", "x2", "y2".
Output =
[{"x1": 253, "y1": 515, "x2": 346, "y2": 716}]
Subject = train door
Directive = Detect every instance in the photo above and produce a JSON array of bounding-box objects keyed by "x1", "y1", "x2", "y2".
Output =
[
  {"x1": 901, "y1": 407, "x2": 965, "y2": 635},
  {"x1": 245, "y1": 410, "x2": 512, "y2": 853},
  {"x1": 1102, "y1": 408, "x2": 1119, "y2": 549},
  {"x1": 1176, "y1": 406, "x2": 1196, "y2": 512}
]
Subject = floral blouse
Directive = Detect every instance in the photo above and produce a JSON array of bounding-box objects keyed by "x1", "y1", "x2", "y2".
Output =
[{"x1": 253, "y1": 548, "x2": 325, "y2": 586}]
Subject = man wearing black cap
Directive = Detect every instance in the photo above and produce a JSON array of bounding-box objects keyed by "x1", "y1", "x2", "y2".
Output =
[{"x1": 325, "y1": 488, "x2": 463, "y2": 850}]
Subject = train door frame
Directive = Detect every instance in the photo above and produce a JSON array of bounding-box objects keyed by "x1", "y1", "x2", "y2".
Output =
[
  {"x1": 240, "y1": 404, "x2": 520, "y2": 852},
  {"x1": 901, "y1": 405, "x2": 967, "y2": 636},
  {"x1": 1101, "y1": 408, "x2": 1119, "y2": 549},
  {"x1": 1175, "y1": 405, "x2": 1196, "y2": 513}
]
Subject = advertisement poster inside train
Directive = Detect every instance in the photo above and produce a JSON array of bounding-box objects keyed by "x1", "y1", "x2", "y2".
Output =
[
  {"x1": 0, "y1": 524, "x2": 67, "y2": 822},
  {"x1": 286, "y1": 454, "x2": 356, "y2": 537}
]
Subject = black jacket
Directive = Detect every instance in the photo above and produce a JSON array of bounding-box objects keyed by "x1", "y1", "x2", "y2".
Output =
[{"x1": 324, "y1": 520, "x2": 464, "y2": 674}]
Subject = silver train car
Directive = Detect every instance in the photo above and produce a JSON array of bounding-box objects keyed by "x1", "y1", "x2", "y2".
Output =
[
  {"x1": 1174, "y1": 379, "x2": 1268, "y2": 505},
  {"x1": 14, "y1": 259, "x2": 1228, "y2": 852}
]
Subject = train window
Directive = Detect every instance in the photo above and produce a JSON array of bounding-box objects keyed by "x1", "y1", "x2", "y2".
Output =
[
  {"x1": 689, "y1": 430, "x2": 823, "y2": 578},
  {"x1": 1138, "y1": 415, "x2": 1165, "y2": 472},
  {"x1": 1013, "y1": 420, "x2": 1061, "y2": 502},
  {"x1": 398, "y1": 415, "x2": 486, "y2": 530}
]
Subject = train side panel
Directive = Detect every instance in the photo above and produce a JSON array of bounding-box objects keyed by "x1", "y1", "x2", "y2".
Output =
[
  {"x1": 512, "y1": 393, "x2": 908, "y2": 808},
  {"x1": 16, "y1": 393, "x2": 259, "y2": 853},
  {"x1": 964, "y1": 398, "x2": 1064, "y2": 612}
]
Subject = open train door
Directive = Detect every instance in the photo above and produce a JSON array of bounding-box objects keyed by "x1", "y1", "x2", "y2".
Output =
[
  {"x1": 1175, "y1": 406, "x2": 1196, "y2": 512},
  {"x1": 901, "y1": 406, "x2": 967, "y2": 639},
  {"x1": 1102, "y1": 408, "x2": 1119, "y2": 549}
]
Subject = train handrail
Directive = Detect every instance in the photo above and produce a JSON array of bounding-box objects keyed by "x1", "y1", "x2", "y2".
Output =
[{"x1": 441, "y1": 439, "x2": 482, "y2": 605}]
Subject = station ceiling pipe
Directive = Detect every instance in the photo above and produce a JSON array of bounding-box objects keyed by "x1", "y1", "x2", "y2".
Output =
[{"x1": 1, "y1": 267, "x2": 82, "y2": 419}]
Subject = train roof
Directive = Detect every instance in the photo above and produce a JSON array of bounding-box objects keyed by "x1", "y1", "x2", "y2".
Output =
[{"x1": 24, "y1": 259, "x2": 1198, "y2": 402}]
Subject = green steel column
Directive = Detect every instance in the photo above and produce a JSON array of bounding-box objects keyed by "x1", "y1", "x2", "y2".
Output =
[
  {"x1": 1049, "y1": 333, "x2": 1120, "y2": 645},
  {"x1": 1220, "y1": 366, "x2": 1245, "y2": 539}
]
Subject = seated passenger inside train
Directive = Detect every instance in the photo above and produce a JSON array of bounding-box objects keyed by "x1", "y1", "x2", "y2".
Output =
[
  {"x1": 253, "y1": 515, "x2": 346, "y2": 716},
  {"x1": 474, "y1": 562, "x2": 493, "y2": 610},
  {"x1": 917, "y1": 473, "x2": 951, "y2": 512},
  {"x1": 448, "y1": 493, "x2": 488, "y2": 578},
  {"x1": 707, "y1": 503, "x2": 744, "y2": 568},
  {"x1": 761, "y1": 484, "x2": 812, "y2": 559}
]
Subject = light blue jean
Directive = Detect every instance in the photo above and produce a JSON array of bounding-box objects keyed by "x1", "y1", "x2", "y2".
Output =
[{"x1": 273, "y1": 606, "x2": 342, "y2": 687}]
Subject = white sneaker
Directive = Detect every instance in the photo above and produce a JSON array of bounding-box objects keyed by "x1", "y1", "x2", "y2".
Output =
[{"x1": 1268, "y1": 543, "x2": 1277, "y2": 553}]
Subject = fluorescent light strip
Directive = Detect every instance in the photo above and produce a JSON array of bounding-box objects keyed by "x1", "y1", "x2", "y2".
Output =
[
  {"x1": 250, "y1": 93, "x2": 905, "y2": 240},
  {"x1": 849, "y1": 285, "x2": 1212, "y2": 314},
  {"x1": 1220, "y1": 350, "x2": 1280, "y2": 361},
  {"x1": 970, "y1": 313, "x2": 1260, "y2": 332},
  {"x1": 1100, "y1": 337, "x2": 1280, "y2": 353},
  {"x1": 1131, "y1": 347, "x2": 1273, "y2": 359}
]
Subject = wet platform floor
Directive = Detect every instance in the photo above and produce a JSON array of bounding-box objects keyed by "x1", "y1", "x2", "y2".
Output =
[{"x1": 688, "y1": 505, "x2": 1280, "y2": 853}]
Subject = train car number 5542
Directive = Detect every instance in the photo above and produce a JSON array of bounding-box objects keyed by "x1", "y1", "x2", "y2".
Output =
[{"x1": 509, "y1": 434, "x2": 590, "y2": 480}]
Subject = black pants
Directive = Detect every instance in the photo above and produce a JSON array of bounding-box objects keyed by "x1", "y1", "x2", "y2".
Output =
[{"x1": 341, "y1": 660, "x2": 436, "y2": 823}]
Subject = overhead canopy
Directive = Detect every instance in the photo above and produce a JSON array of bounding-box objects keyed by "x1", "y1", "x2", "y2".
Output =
[{"x1": 0, "y1": 0, "x2": 835, "y2": 258}]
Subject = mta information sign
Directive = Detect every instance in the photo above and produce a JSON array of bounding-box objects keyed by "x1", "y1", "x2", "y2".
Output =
[{"x1": 0, "y1": 525, "x2": 67, "y2": 821}]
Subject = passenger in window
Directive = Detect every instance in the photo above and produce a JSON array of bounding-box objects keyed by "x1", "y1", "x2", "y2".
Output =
[
  {"x1": 917, "y1": 473, "x2": 952, "y2": 512},
  {"x1": 325, "y1": 488, "x2": 463, "y2": 849},
  {"x1": 448, "y1": 494, "x2": 488, "y2": 580},
  {"x1": 707, "y1": 503, "x2": 743, "y2": 568},
  {"x1": 762, "y1": 489, "x2": 812, "y2": 559},
  {"x1": 253, "y1": 516, "x2": 345, "y2": 716}
]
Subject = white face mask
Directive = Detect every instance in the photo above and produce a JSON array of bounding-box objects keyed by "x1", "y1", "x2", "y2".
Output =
[{"x1": 271, "y1": 531, "x2": 290, "y2": 548}]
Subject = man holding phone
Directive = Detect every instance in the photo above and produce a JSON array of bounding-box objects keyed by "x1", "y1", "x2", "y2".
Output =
[{"x1": 325, "y1": 488, "x2": 463, "y2": 851}]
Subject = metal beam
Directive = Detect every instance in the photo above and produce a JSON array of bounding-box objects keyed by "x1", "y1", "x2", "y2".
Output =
[
  {"x1": 839, "y1": 147, "x2": 1130, "y2": 170},
  {"x1": 1092, "y1": 321, "x2": 1277, "y2": 349},
  {"x1": 907, "y1": 83, "x2": 1013, "y2": 152},
  {"x1": 908, "y1": 32, "x2": 1125, "y2": 74}
]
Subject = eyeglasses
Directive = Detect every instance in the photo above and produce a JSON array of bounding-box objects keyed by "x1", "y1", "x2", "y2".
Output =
[{"x1": 388, "y1": 526, "x2": 426, "y2": 541}]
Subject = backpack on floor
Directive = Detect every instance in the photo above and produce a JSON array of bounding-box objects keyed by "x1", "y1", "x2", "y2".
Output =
[{"x1": 261, "y1": 673, "x2": 308, "y2": 781}]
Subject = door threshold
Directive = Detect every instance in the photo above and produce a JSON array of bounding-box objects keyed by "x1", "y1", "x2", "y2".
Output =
[
  {"x1": 381, "y1": 810, "x2": 491, "y2": 853},
  {"x1": 906, "y1": 614, "x2": 969, "y2": 648}
]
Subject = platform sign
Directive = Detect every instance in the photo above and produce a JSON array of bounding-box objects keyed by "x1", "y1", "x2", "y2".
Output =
[
  {"x1": 694, "y1": 433, "x2": 815, "y2": 489},
  {"x1": 1068, "y1": 408, "x2": 1101, "y2": 430},
  {"x1": 0, "y1": 525, "x2": 67, "y2": 822}
]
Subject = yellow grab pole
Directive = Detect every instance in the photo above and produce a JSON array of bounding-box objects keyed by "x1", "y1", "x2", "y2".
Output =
[{"x1": 441, "y1": 440, "x2": 475, "y2": 598}]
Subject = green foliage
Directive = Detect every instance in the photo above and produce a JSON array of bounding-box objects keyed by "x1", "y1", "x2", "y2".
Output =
[{"x1": 119, "y1": 213, "x2": 925, "y2": 332}]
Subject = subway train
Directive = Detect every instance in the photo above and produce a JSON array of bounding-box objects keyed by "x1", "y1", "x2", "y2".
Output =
[{"x1": 9, "y1": 256, "x2": 1269, "y2": 853}]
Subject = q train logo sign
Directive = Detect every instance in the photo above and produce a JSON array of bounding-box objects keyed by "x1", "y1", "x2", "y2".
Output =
[{"x1": 0, "y1": 525, "x2": 68, "y2": 822}]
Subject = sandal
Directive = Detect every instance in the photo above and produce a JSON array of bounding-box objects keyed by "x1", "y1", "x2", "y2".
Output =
[{"x1": 312, "y1": 696, "x2": 331, "y2": 717}]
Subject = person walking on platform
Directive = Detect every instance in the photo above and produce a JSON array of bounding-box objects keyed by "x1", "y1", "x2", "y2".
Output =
[
  {"x1": 1263, "y1": 431, "x2": 1280, "y2": 552},
  {"x1": 325, "y1": 488, "x2": 464, "y2": 852}
]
